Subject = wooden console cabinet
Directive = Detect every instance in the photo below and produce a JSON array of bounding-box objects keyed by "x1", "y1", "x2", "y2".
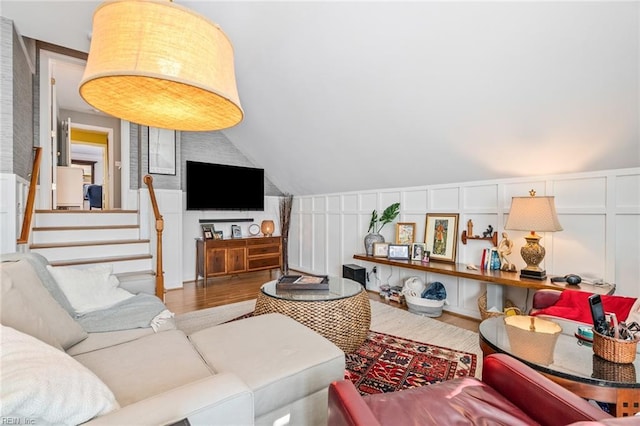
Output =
[{"x1": 196, "y1": 237, "x2": 282, "y2": 282}]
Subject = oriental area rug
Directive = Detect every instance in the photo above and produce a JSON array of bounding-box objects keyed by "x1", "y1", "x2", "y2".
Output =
[
  {"x1": 175, "y1": 298, "x2": 482, "y2": 395},
  {"x1": 346, "y1": 330, "x2": 477, "y2": 395}
]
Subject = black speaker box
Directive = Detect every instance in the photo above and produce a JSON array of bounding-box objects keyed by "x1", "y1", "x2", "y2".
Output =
[{"x1": 343, "y1": 264, "x2": 366, "y2": 287}]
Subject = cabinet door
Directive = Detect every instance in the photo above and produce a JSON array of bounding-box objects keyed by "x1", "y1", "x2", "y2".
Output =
[
  {"x1": 206, "y1": 248, "x2": 227, "y2": 276},
  {"x1": 227, "y1": 247, "x2": 247, "y2": 274}
]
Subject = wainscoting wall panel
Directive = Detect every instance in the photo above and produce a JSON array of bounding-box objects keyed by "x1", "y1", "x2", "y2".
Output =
[{"x1": 288, "y1": 168, "x2": 639, "y2": 319}]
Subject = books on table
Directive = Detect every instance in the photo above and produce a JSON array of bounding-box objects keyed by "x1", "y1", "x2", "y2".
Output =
[{"x1": 276, "y1": 275, "x2": 330, "y2": 290}]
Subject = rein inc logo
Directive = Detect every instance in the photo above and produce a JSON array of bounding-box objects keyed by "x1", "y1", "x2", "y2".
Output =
[{"x1": 1, "y1": 418, "x2": 36, "y2": 425}]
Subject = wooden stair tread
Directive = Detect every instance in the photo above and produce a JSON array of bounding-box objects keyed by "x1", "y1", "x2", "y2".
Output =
[
  {"x1": 33, "y1": 225, "x2": 139, "y2": 231},
  {"x1": 35, "y1": 209, "x2": 138, "y2": 214},
  {"x1": 49, "y1": 254, "x2": 152, "y2": 267},
  {"x1": 30, "y1": 239, "x2": 150, "y2": 249}
]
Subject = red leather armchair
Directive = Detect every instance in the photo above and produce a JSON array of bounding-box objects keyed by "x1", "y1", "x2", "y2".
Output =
[{"x1": 328, "y1": 353, "x2": 617, "y2": 426}]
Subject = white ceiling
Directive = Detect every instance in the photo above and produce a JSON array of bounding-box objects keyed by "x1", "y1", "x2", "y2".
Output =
[{"x1": 2, "y1": 1, "x2": 638, "y2": 196}]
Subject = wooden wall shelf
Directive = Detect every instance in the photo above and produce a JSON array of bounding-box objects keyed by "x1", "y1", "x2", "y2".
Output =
[
  {"x1": 461, "y1": 230, "x2": 497, "y2": 246},
  {"x1": 352, "y1": 253, "x2": 614, "y2": 294}
]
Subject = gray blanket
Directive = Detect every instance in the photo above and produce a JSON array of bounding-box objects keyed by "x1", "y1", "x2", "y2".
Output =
[
  {"x1": 1, "y1": 252, "x2": 167, "y2": 333},
  {"x1": 75, "y1": 293, "x2": 167, "y2": 332}
]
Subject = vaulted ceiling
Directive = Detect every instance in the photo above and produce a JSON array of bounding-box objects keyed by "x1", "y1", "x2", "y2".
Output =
[{"x1": 3, "y1": 1, "x2": 638, "y2": 196}]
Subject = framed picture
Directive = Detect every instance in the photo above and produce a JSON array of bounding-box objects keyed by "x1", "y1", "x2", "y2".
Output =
[
  {"x1": 388, "y1": 244, "x2": 410, "y2": 260},
  {"x1": 396, "y1": 222, "x2": 416, "y2": 244},
  {"x1": 148, "y1": 127, "x2": 176, "y2": 175},
  {"x1": 201, "y1": 224, "x2": 214, "y2": 240},
  {"x1": 231, "y1": 225, "x2": 242, "y2": 239},
  {"x1": 213, "y1": 230, "x2": 223, "y2": 240},
  {"x1": 410, "y1": 243, "x2": 426, "y2": 261},
  {"x1": 372, "y1": 242, "x2": 389, "y2": 257},
  {"x1": 424, "y1": 213, "x2": 459, "y2": 263}
]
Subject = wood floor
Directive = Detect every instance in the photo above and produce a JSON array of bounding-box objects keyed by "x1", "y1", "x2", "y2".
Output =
[{"x1": 164, "y1": 270, "x2": 480, "y2": 333}]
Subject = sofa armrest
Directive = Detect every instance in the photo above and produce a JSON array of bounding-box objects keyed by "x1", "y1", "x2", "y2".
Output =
[
  {"x1": 482, "y1": 354, "x2": 611, "y2": 425},
  {"x1": 328, "y1": 381, "x2": 381, "y2": 426},
  {"x1": 84, "y1": 373, "x2": 253, "y2": 426}
]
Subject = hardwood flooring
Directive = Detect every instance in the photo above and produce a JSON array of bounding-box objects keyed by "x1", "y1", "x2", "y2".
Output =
[{"x1": 165, "y1": 270, "x2": 480, "y2": 333}]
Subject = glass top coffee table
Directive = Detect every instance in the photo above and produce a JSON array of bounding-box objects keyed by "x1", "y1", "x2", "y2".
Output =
[
  {"x1": 479, "y1": 316, "x2": 640, "y2": 417},
  {"x1": 254, "y1": 277, "x2": 371, "y2": 353}
]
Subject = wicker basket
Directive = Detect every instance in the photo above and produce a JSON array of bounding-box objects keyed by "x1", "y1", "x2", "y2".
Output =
[
  {"x1": 593, "y1": 331, "x2": 639, "y2": 364},
  {"x1": 478, "y1": 292, "x2": 519, "y2": 320}
]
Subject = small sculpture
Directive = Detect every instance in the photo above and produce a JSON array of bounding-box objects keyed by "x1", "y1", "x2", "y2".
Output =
[
  {"x1": 482, "y1": 225, "x2": 494, "y2": 238},
  {"x1": 498, "y1": 232, "x2": 517, "y2": 272},
  {"x1": 467, "y1": 220, "x2": 473, "y2": 238}
]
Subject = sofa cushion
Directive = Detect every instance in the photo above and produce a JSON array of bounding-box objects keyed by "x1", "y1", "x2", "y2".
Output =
[
  {"x1": 189, "y1": 313, "x2": 345, "y2": 418},
  {"x1": 0, "y1": 260, "x2": 88, "y2": 349},
  {"x1": 1, "y1": 325, "x2": 119, "y2": 425},
  {"x1": 73, "y1": 330, "x2": 213, "y2": 407},
  {"x1": 47, "y1": 264, "x2": 135, "y2": 315},
  {"x1": 361, "y1": 377, "x2": 536, "y2": 426}
]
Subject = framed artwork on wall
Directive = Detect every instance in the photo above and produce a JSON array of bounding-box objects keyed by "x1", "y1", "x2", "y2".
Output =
[
  {"x1": 396, "y1": 222, "x2": 416, "y2": 244},
  {"x1": 148, "y1": 127, "x2": 176, "y2": 175},
  {"x1": 424, "y1": 213, "x2": 459, "y2": 263}
]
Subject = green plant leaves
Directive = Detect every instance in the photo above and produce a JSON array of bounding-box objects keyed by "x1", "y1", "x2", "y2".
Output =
[{"x1": 368, "y1": 203, "x2": 400, "y2": 233}]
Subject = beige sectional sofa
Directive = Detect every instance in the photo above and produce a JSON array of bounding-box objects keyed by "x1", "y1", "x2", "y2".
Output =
[{"x1": 0, "y1": 253, "x2": 345, "y2": 425}]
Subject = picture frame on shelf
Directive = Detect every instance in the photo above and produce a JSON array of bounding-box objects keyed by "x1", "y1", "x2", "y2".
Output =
[
  {"x1": 388, "y1": 244, "x2": 410, "y2": 260},
  {"x1": 213, "y1": 230, "x2": 224, "y2": 240},
  {"x1": 396, "y1": 222, "x2": 416, "y2": 244},
  {"x1": 148, "y1": 127, "x2": 176, "y2": 175},
  {"x1": 424, "y1": 213, "x2": 459, "y2": 263},
  {"x1": 372, "y1": 242, "x2": 389, "y2": 257},
  {"x1": 231, "y1": 225, "x2": 242, "y2": 239},
  {"x1": 201, "y1": 224, "x2": 214, "y2": 240},
  {"x1": 410, "y1": 243, "x2": 426, "y2": 261}
]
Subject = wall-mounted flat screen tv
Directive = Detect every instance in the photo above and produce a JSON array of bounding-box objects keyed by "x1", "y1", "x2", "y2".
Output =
[{"x1": 186, "y1": 161, "x2": 264, "y2": 211}]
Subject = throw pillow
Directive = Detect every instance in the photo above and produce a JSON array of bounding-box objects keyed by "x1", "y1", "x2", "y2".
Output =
[
  {"x1": 0, "y1": 325, "x2": 120, "y2": 424},
  {"x1": 0, "y1": 260, "x2": 88, "y2": 349},
  {"x1": 1, "y1": 270, "x2": 63, "y2": 350},
  {"x1": 47, "y1": 264, "x2": 135, "y2": 315}
]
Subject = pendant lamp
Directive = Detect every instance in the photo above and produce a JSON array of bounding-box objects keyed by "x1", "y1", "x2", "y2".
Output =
[{"x1": 80, "y1": 0, "x2": 243, "y2": 131}]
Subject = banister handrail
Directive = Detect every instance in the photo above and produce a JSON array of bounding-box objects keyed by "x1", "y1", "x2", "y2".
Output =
[
  {"x1": 17, "y1": 147, "x2": 42, "y2": 245},
  {"x1": 143, "y1": 175, "x2": 165, "y2": 300}
]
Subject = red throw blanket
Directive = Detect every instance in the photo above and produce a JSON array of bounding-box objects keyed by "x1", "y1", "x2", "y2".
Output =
[{"x1": 532, "y1": 290, "x2": 637, "y2": 324}]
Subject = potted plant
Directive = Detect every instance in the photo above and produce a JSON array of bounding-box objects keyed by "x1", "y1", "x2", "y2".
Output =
[{"x1": 364, "y1": 202, "x2": 400, "y2": 255}]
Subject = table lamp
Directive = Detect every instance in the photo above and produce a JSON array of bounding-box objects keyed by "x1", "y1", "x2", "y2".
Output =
[
  {"x1": 261, "y1": 220, "x2": 275, "y2": 237},
  {"x1": 504, "y1": 190, "x2": 563, "y2": 280}
]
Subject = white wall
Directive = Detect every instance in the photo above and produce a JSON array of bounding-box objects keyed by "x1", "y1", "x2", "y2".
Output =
[{"x1": 287, "y1": 168, "x2": 640, "y2": 319}]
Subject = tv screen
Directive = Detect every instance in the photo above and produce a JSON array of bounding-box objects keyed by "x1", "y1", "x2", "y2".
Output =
[{"x1": 186, "y1": 161, "x2": 264, "y2": 211}]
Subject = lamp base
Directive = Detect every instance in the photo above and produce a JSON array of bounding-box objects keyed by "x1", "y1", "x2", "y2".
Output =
[{"x1": 520, "y1": 269, "x2": 547, "y2": 281}]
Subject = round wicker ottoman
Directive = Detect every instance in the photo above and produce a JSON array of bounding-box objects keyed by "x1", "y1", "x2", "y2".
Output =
[{"x1": 254, "y1": 277, "x2": 371, "y2": 353}]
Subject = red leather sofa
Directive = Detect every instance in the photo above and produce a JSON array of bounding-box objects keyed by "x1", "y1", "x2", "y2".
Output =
[{"x1": 328, "y1": 353, "x2": 630, "y2": 426}]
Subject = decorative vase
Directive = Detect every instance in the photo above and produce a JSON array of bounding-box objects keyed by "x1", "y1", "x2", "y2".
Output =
[{"x1": 364, "y1": 232, "x2": 384, "y2": 256}]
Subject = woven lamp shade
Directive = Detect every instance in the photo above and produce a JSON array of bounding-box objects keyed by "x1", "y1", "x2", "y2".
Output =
[{"x1": 80, "y1": 0, "x2": 243, "y2": 131}]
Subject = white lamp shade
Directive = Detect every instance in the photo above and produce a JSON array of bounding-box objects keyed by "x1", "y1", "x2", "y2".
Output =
[
  {"x1": 504, "y1": 196, "x2": 563, "y2": 232},
  {"x1": 80, "y1": 0, "x2": 243, "y2": 131}
]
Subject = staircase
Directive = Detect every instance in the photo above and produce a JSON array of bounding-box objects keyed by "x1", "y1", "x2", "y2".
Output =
[{"x1": 29, "y1": 209, "x2": 157, "y2": 292}]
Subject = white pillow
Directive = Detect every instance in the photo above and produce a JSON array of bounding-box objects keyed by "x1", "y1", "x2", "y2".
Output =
[
  {"x1": 46, "y1": 265, "x2": 134, "y2": 315},
  {"x1": 0, "y1": 325, "x2": 119, "y2": 424}
]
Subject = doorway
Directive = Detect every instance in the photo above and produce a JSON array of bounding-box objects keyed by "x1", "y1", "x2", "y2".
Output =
[{"x1": 38, "y1": 45, "x2": 124, "y2": 210}]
